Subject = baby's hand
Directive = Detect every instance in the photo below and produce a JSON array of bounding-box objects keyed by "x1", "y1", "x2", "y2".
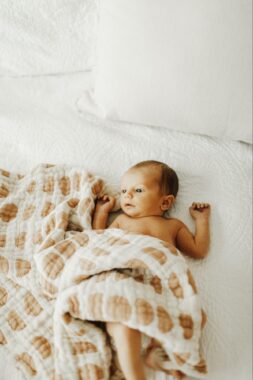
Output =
[
  {"x1": 95, "y1": 195, "x2": 115, "y2": 214},
  {"x1": 189, "y1": 202, "x2": 211, "y2": 221}
]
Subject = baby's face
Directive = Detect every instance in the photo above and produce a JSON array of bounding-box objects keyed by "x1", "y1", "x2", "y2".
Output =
[{"x1": 120, "y1": 168, "x2": 164, "y2": 218}]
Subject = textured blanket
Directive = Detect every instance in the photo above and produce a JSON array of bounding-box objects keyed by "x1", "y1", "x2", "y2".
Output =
[{"x1": 0, "y1": 164, "x2": 207, "y2": 379}]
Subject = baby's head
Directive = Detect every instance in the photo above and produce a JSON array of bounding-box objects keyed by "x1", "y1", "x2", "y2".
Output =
[{"x1": 120, "y1": 160, "x2": 179, "y2": 218}]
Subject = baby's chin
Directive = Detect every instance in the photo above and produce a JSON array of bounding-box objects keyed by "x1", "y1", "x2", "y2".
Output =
[
  {"x1": 123, "y1": 210, "x2": 139, "y2": 218},
  {"x1": 122, "y1": 207, "x2": 146, "y2": 218}
]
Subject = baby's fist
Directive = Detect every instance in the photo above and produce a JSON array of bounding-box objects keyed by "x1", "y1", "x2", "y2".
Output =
[
  {"x1": 95, "y1": 195, "x2": 115, "y2": 214},
  {"x1": 189, "y1": 202, "x2": 211, "y2": 220}
]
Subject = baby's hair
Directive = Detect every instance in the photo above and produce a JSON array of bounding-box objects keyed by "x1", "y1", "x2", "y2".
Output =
[{"x1": 130, "y1": 160, "x2": 179, "y2": 197}]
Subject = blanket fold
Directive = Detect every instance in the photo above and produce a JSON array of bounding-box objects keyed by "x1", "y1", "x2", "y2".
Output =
[{"x1": 36, "y1": 228, "x2": 207, "y2": 379}]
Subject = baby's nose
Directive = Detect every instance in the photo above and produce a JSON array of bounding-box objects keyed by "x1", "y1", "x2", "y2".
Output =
[{"x1": 125, "y1": 190, "x2": 133, "y2": 198}]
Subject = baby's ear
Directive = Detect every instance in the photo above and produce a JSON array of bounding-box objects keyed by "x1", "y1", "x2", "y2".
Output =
[{"x1": 161, "y1": 195, "x2": 175, "y2": 211}]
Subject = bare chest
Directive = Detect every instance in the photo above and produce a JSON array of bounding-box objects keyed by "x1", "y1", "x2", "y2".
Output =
[{"x1": 118, "y1": 217, "x2": 178, "y2": 246}]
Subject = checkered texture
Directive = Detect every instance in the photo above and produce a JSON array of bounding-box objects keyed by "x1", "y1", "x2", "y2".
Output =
[{"x1": 0, "y1": 164, "x2": 207, "y2": 379}]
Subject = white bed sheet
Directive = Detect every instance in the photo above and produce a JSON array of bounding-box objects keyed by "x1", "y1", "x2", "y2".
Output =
[{"x1": 0, "y1": 72, "x2": 252, "y2": 380}]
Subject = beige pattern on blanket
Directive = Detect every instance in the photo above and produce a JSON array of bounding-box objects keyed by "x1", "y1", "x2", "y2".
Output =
[
  {"x1": 36, "y1": 229, "x2": 207, "y2": 379},
  {"x1": 0, "y1": 164, "x2": 104, "y2": 379},
  {"x1": 0, "y1": 164, "x2": 207, "y2": 380}
]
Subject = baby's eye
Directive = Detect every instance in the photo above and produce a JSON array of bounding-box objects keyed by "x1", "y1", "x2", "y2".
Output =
[
  {"x1": 121, "y1": 189, "x2": 127, "y2": 194},
  {"x1": 136, "y1": 188, "x2": 143, "y2": 193}
]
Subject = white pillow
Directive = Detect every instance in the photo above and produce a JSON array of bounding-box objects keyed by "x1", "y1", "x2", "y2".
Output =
[{"x1": 78, "y1": 0, "x2": 252, "y2": 144}]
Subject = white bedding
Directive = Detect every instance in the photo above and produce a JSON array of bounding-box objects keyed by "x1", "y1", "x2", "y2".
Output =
[
  {"x1": 82, "y1": 0, "x2": 252, "y2": 143},
  {"x1": 0, "y1": 0, "x2": 252, "y2": 378},
  {"x1": 0, "y1": 72, "x2": 252, "y2": 380},
  {"x1": 0, "y1": 0, "x2": 98, "y2": 76}
]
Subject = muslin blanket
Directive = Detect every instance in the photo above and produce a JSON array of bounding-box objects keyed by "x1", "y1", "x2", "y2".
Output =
[{"x1": 0, "y1": 164, "x2": 207, "y2": 379}]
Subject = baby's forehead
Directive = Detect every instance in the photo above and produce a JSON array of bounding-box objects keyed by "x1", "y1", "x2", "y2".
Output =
[{"x1": 121, "y1": 167, "x2": 161, "y2": 184}]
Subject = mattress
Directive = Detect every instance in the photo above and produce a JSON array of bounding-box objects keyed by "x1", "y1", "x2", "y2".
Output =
[{"x1": 0, "y1": 72, "x2": 252, "y2": 380}]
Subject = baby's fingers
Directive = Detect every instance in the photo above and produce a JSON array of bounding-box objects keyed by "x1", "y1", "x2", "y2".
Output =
[
  {"x1": 192, "y1": 202, "x2": 203, "y2": 209},
  {"x1": 98, "y1": 194, "x2": 109, "y2": 201},
  {"x1": 192, "y1": 202, "x2": 210, "y2": 209}
]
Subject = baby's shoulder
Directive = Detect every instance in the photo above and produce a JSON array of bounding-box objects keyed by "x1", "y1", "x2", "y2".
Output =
[
  {"x1": 109, "y1": 212, "x2": 128, "y2": 229},
  {"x1": 165, "y1": 217, "x2": 186, "y2": 229},
  {"x1": 113, "y1": 212, "x2": 129, "y2": 225},
  {"x1": 115, "y1": 213, "x2": 128, "y2": 221}
]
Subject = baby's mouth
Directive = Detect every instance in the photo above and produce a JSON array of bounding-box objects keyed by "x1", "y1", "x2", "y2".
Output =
[{"x1": 125, "y1": 203, "x2": 134, "y2": 207}]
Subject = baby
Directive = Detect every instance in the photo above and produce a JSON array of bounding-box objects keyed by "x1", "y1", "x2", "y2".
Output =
[{"x1": 92, "y1": 160, "x2": 211, "y2": 380}]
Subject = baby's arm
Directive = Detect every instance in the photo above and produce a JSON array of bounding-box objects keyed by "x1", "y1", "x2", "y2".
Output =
[
  {"x1": 176, "y1": 202, "x2": 211, "y2": 259},
  {"x1": 92, "y1": 195, "x2": 116, "y2": 229}
]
